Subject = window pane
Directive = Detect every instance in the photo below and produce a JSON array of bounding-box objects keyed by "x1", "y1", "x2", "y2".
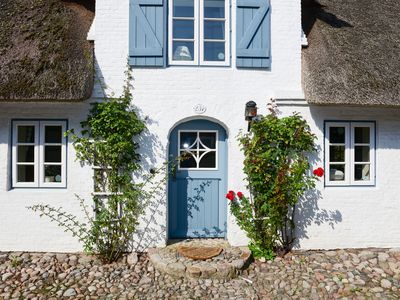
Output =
[
  {"x1": 17, "y1": 145, "x2": 34, "y2": 163},
  {"x1": 329, "y1": 127, "x2": 345, "y2": 144},
  {"x1": 355, "y1": 164, "x2": 370, "y2": 181},
  {"x1": 17, "y1": 126, "x2": 35, "y2": 143},
  {"x1": 180, "y1": 151, "x2": 197, "y2": 168},
  {"x1": 204, "y1": 21, "x2": 225, "y2": 39},
  {"x1": 329, "y1": 146, "x2": 345, "y2": 162},
  {"x1": 199, "y1": 132, "x2": 216, "y2": 149},
  {"x1": 45, "y1": 146, "x2": 62, "y2": 163},
  {"x1": 44, "y1": 165, "x2": 62, "y2": 183},
  {"x1": 45, "y1": 126, "x2": 62, "y2": 143},
  {"x1": 173, "y1": 20, "x2": 194, "y2": 39},
  {"x1": 329, "y1": 164, "x2": 345, "y2": 181},
  {"x1": 173, "y1": 41, "x2": 194, "y2": 61},
  {"x1": 17, "y1": 165, "x2": 34, "y2": 182},
  {"x1": 355, "y1": 127, "x2": 370, "y2": 144},
  {"x1": 199, "y1": 151, "x2": 216, "y2": 168},
  {"x1": 180, "y1": 132, "x2": 197, "y2": 149},
  {"x1": 204, "y1": 42, "x2": 225, "y2": 61},
  {"x1": 173, "y1": 0, "x2": 194, "y2": 17},
  {"x1": 355, "y1": 146, "x2": 370, "y2": 162},
  {"x1": 204, "y1": 0, "x2": 225, "y2": 18}
]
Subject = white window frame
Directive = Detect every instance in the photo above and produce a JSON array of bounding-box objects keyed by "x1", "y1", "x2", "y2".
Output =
[
  {"x1": 168, "y1": 0, "x2": 230, "y2": 66},
  {"x1": 12, "y1": 120, "x2": 67, "y2": 188},
  {"x1": 178, "y1": 130, "x2": 219, "y2": 170},
  {"x1": 325, "y1": 121, "x2": 375, "y2": 186}
]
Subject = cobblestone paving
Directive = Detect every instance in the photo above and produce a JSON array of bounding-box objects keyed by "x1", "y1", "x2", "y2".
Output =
[{"x1": 0, "y1": 248, "x2": 399, "y2": 299}]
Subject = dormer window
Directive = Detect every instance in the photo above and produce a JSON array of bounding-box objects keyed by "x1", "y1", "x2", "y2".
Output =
[
  {"x1": 129, "y1": 0, "x2": 270, "y2": 68},
  {"x1": 168, "y1": 0, "x2": 230, "y2": 66}
]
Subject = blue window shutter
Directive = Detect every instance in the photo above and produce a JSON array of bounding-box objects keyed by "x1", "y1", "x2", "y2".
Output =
[
  {"x1": 236, "y1": 0, "x2": 271, "y2": 68},
  {"x1": 129, "y1": 0, "x2": 166, "y2": 67}
]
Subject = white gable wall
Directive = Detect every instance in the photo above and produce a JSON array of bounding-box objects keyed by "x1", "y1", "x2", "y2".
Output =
[{"x1": 92, "y1": 0, "x2": 304, "y2": 248}]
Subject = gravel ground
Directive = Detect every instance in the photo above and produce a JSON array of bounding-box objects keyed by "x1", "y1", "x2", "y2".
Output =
[{"x1": 0, "y1": 248, "x2": 399, "y2": 299}]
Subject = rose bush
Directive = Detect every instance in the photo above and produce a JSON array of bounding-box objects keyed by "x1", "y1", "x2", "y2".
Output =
[{"x1": 230, "y1": 113, "x2": 318, "y2": 259}]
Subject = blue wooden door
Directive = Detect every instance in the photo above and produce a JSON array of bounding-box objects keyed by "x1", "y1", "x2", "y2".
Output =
[{"x1": 168, "y1": 120, "x2": 227, "y2": 238}]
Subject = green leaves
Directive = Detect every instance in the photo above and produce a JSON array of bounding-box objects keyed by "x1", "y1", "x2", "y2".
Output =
[
  {"x1": 29, "y1": 72, "x2": 168, "y2": 263},
  {"x1": 233, "y1": 113, "x2": 317, "y2": 259}
]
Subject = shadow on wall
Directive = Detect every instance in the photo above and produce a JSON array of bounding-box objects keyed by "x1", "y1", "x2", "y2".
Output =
[
  {"x1": 291, "y1": 109, "x2": 342, "y2": 248},
  {"x1": 293, "y1": 189, "x2": 342, "y2": 248},
  {"x1": 131, "y1": 109, "x2": 168, "y2": 252},
  {"x1": 302, "y1": 0, "x2": 353, "y2": 35}
]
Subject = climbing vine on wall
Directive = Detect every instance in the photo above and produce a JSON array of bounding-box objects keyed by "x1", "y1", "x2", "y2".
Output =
[{"x1": 29, "y1": 74, "x2": 166, "y2": 263}]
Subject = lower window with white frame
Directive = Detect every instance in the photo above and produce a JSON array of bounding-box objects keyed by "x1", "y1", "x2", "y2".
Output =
[
  {"x1": 12, "y1": 120, "x2": 67, "y2": 188},
  {"x1": 325, "y1": 121, "x2": 375, "y2": 186}
]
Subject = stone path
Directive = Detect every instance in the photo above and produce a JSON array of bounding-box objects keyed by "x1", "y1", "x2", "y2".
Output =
[
  {"x1": 148, "y1": 239, "x2": 252, "y2": 280},
  {"x1": 0, "y1": 248, "x2": 399, "y2": 299}
]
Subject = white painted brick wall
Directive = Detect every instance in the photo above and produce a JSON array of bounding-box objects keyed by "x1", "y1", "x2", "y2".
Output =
[
  {"x1": 278, "y1": 104, "x2": 400, "y2": 249},
  {"x1": 0, "y1": 0, "x2": 329, "y2": 251},
  {"x1": 0, "y1": 103, "x2": 93, "y2": 252}
]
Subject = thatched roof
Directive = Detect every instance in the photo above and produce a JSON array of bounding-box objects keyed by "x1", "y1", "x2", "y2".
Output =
[
  {"x1": 0, "y1": 0, "x2": 95, "y2": 102},
  {"x1": 302, "y1": 0, "x2": 400, "y2": 106}
]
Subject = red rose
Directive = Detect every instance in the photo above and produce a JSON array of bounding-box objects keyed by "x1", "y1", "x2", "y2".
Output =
[
  {"x1": 226, "y1": 192, "x2": 235, "y2": 201},
  {"x1": 228, "y1": 190, "x2": 235, "y2": 195},
  {"x1": 237, "y1": 191, "x2": 244, "y2": 199},
  {"x1": 313, "y1": 167, "x2": 324, "y2": 177}
]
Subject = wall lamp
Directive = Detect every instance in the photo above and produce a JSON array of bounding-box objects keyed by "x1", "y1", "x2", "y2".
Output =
[{"x1": 245, "y1": 100, "x2": 258, "y2": 131}]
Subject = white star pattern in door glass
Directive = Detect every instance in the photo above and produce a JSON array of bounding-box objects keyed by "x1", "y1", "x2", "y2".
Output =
[{"x1": 179, "y1": 131, "x2": 217, "y2": 169}]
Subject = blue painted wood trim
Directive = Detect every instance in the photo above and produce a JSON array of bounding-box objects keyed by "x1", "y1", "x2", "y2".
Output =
[
  {"x1": 129, "y1": 0, "x2": 166, "y2": 67},
  {"x1": 236, "y1": 0, "x2": 271, "y2": 68}
]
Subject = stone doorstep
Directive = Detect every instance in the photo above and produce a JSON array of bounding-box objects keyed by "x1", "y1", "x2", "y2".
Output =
[{"x1": 148, "y1": 243, "x2": 252, "y2": 280}]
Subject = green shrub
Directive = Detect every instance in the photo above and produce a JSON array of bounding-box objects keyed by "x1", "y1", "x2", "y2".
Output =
[{"x1": 229, "y1": 113, "x2": 318, "y2": 259}]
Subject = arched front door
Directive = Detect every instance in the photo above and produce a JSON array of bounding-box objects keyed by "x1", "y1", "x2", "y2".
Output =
[{"x1": 168, "y1": 119, "x2": 227, "y2": 239}]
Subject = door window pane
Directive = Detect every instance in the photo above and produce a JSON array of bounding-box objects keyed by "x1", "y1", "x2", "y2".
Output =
[
  {"x1": 173, "y1": 20, "x2": 194, "y2": 39},
  {"x1": 355, "y1": 127, "x2": 370, "y2": 144},
  {"x1": 173, "y1": 41, "x2": 194, "y2": 61},
  {"x1": 45, "y1": 126, "x2": 62, "y2": 143},
  {"x1": 355, "y1": 164, "x2": 370, "y2": 181},
  {"x1": 204, "y1": 42, "x2": 225, "y2": 61},
  {"x1": 199, "y1": 151, "x2": 216, "y2": 168},
  {"x1": 204, "y1": 21, "x2": 225, "y2": 39},
  {"x1": 329, "y1": 164, "x2": 345, "y2": 181},
  {"x1": 355, "y1": 146, "x2": 370, "y2": 162},
  {"x1": 199, "y1": 132, "x2": 216, "y2": 149},
  {"x1": 18, "y1": 126, "x2": 35, "y2": 143},
  {"x1": 44, "y1": 165, "x2": 62, "y2": 182},
  {"x1": 17, "y1": 165, "x2": 34, "y2": 182},
  {"x1": 45, "y1": 146, "x2": 62, "y2": 163},
  {"x1": 180, "y1": 132, "x2": 197, "y2": 149},
  {"x1": 180, "y1": 151, "x2": 197, "y2": 168},
  {"x1": 204, "y1": 0, "x2": 225, "y2": 18},
  {"x1": 173, "y1": 0, "x2": 194, "y2": 17},
  {"x1": 329, "y1": 146, "x2": 345, "y2": 162},
  {"x1": 17, "y1": 146, "x2": 34, "y2": 162},
  {"x1": 329, "y1": 127, "x2": 345, "y2": 143}
]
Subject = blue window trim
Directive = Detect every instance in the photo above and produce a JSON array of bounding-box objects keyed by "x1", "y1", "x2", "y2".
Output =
[
  {"x1": 323, "y1": 120, "x2": 376, "y2": 188},
  {"x1": 10, "y1": 119, "x2": 69, "y2": 190}
]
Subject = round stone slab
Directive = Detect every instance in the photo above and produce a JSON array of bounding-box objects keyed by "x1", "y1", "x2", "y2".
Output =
[
  {"x1": 177, "y1": 246, "x2": 223, "y2": 260},
  {"x1": 148, "y1": 239, "x2": 252, "y2": 280}
]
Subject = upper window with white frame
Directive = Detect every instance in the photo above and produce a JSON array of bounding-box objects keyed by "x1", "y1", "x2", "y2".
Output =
[
  {"x1": 325, "y1": 121, "x2": 375, "y2": 186},
  {"x1": 169, "y1": 0, "x2": 229, "y2": 66},
  {"x1": 12, "y1": 120, "x2": 67, "y2": 188}
]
